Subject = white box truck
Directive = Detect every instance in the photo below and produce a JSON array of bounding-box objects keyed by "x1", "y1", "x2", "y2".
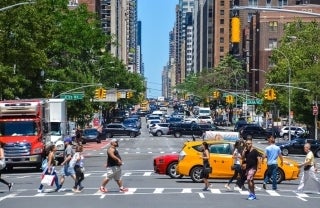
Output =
[{"x1": 44, "y1": 98, "x2": 68, "y2": 163}]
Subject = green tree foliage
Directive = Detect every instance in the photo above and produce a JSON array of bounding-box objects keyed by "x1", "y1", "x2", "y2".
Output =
[
  {"x1": 0, "y1": 1, "x2": 144, "y2": 123},
  {"x1": 267, "y1": 20, "x2": 320, "y2": 126}
]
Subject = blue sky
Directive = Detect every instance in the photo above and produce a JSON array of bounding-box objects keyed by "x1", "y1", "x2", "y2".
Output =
[{"x1": 138, "y1": 0, "x2": 177, "y2": 98}]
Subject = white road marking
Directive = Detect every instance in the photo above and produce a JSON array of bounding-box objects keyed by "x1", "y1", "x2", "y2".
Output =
[
  {"x1": 181, "y1": 188, "x2": 192, "y2": 193},
  {"x1": 153, "y1": 188, "x2": 164, "y2": 194},
  {"x1": 210, "y1": 189, "x2": 221, "y2": 194},
  {"x1": 143, "y1": 172, "x2": 152, "y2": 176},
  {"x1": 199, "y1": 193, "x2": 205, "y2": 198},
  {"x1": 266, "y1": 190, "x2": 280, "y2": 196}
]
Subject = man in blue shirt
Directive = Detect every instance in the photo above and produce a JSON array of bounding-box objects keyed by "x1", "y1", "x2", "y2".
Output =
[{"x1": 262, "y1": 136, "x2": 283, "y2": 190}]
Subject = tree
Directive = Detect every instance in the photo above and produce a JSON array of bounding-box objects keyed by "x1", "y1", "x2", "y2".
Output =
[{"x1": 267, "y1": 20, "x2": 320, "y2": 127}]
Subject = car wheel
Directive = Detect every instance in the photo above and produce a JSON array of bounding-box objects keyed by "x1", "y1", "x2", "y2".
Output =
[
  {"x1": 265, "y1": 168, "x2": 285, "y2": 184},
  {"x1": 174, "y1": 132, "x2": 182, "y2": 138},
  {"x1": 190, "y1": 166, "x2": 204, "y2": 183},
  {"x1": 167, "y1": 162, "x2": 183, "y2": 179},
  {"x1": 106, "y1": 133, "x2": 112, "y2": 138},
  {"x1": 315, "y1": 149, "x2": 320, "y2": 158},
  {"x1": 129, "y1": 132, "x2": 135, "y2": 138},
  {"x1": 156, "y1": 131, "x2": 163, "y2": 137},
  {"x1": 281, "y1": 148, "x2": 289, "y2": 156}
]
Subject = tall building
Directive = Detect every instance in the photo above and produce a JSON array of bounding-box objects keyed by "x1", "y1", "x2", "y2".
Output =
[
  {"x1": 237, "y1": 0, "x2": 320, "y2": 93},
  {"x1": 192, "y1": 0, "x2": 231, "y2": 73},
  {"x1": 75, "y1": 0, "x2": 140, "y2": 74}
]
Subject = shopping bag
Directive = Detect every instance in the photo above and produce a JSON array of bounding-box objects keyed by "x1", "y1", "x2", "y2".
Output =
[{"x1": 41, "y1": 174, "x2": 55, "y2": 186}]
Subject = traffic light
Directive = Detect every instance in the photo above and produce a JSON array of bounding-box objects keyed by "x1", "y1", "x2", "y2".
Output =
[
  {"x1": 226, "y1": 95, "x2": 230, "y2": 103},
  {"x1": 101, "y1": 89, "x2": 107, "y2": 99},
  {"x1": 229, "y1": 95, "x2": 234, "y2": 103},
  {"x1": 264, "y1": 89, "x2": 271, "y2": 100},
  {"x1": 126, "y1": 92, "x2": 130, "y2": 99},
  {"x1": 213, "y1": 91, "x2": 217, "y2": 99},
  {"x1": 216, "y1": 91, "x2": 220, "y2": 98},
  {"x1": 94, "y1": 88, "x2": 102, "y2": 99}
]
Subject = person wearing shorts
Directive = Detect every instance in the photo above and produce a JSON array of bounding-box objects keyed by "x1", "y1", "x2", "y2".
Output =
[
  {"x1": 242, "y1": 137, "x2": 261, "y2": 200},
  {"x1": 59, "y1": 137, "x2": 76, "y2": 190},
  {"x1": 99, "y1": 138, "x2": 128, "y2": 193}
]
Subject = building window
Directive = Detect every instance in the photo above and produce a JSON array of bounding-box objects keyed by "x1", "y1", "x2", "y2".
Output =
[
  {"x1": 248, "y1": 0, "x2": 258, "y2": 6},
  {"x1": 278, "y1": 0, "x2": 288, "y2": 6},
  {"x1": 220, "y1": 1, "x2": 224, "y2": 6},
  {"x1": 220, "y1": 28, "x2": 224, "y2": 34},
  {"x1": 220, "y1": 37, "x2": 224, "y2": 43},
  {"x1": 248, "y1": 12, "x2": 254, "y2": 22},
  {"x1": 269, "y1": 21, "x2": 278, "y2": 31},
  {"x1": 220, "y1": 19, "x2": 224, "y2": 24},
  {"x1": 268, "y1": 38, "x2": 278, "y2": 49},
  {"x1": 220, "y1": 47, "x2": 224, "y2": 52},
  {"x1": 220, "y1": 10, "x2": 224, "y2": 15}
]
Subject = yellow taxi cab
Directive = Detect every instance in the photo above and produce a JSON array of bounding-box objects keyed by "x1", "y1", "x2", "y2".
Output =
[{"x1": 176, "y1": 140, "x2": 300, "y2": 183}]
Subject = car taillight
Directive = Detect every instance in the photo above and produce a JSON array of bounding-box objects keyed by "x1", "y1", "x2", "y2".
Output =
[{"x1": 179, "y1": 151, "x2": 186, "y2": 161}]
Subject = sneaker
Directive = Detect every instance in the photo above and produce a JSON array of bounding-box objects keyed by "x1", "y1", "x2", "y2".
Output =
[
  {"x1": 99, "y1": 187, "x2": 108, "y2": 193},
  {"x1": 8, "y1": 183, "x2": 13, "y2": 191},
  {"x1": 72, "y1": 188, "x2": 77, "y2": 192},
  {"x1": 263, "y1": 183, "x2": 266, "y2": 190},
  {"x1": 119, "y1": 187, "x2": 129, "y2": 192},
  {"x1": 248, "y1": 194, "x2": 256, "y2": 200},
  {"x1": 73, "y1": 189, "x2": 82, "y2": 193},
  {"x1": 225, "y1": 184, "x2": 231, "y2": 190},
  {"x1": 79, "y1": 186, "x2": 84, "y2": 191},
  {"x1": 37, "y1": 189, "x2": 43, "y2": 193}
]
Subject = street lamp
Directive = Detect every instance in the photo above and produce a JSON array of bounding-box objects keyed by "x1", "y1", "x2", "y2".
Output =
[{"x1": 265, "y1": 48, "x2": 292, "y2": 141}]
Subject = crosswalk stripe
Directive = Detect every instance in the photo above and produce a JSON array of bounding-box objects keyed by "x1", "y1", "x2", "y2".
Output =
[
  {"x1": 181, "y1": 188, "x2": 192, "y2": 193},
  {"x1": 125, "y1": 188, "x2": 136, "y2": 194},
  {"x1": 153, "y1": 188, "x2": 164, "y2": 194},
  {"x1": 266, "y1": 190, "x2": 280, "y2": 196},
  {"x1": 143, "y1": 172, "x2": 152, "y2": 176},
  {"x1": 210, "y1": 189, "x2": 221, "y2": 194}
]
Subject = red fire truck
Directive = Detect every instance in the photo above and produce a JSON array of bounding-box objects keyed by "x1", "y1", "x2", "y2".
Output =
[{"x1": 0, "y1": 99, "x2": 46, "y2": 170}]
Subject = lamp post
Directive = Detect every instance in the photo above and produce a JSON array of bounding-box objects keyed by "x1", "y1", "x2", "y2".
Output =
[{"x1": 265, "y1": 48, "x2": 292, "y2": 141}]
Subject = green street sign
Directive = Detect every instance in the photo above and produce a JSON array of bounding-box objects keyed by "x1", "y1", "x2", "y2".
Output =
[
  {"x1": 60, "y1": 92, "x2": 84, "y2": 100},
  {"x1": 246, "y1": 99, "x2": 262, "y2": 105}
]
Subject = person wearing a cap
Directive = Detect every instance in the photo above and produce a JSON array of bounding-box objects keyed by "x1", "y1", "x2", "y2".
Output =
[
  {"x1": 99, "y1": 139, "x2": 128, "y2": 193},
  {"x1": 58, "y1": 137, "x2": 76, "y2": 190}
]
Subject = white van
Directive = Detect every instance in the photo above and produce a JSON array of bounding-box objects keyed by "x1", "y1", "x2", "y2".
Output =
[{"x1": 198, "y1": 107, "x2": 211, "y2": 116}]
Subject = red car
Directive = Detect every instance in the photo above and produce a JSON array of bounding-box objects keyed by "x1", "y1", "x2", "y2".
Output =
[{"x1": 153, "y1": 153, "x2": 183, "y2": 179}]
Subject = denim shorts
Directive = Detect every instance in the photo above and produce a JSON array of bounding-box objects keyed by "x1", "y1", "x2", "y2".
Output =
[{"x1": 61, "y1": 165, "x2": 75, "y2": 176}]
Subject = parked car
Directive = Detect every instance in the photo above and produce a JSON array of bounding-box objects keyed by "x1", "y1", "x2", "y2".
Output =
[
  {"x1": 233, "y1": 119, "x2": 249, "y2": 131},
  {"x1": 81, "y1": 128, "x2": 100, "y2": 144},
  {"x1": 176, "y1": 140, "x2": 300, "y2": 183},
  {"x1": 153, "y1": 153, "x2": 183, "y2": 179},
  {"x1": 104, "y1": 123, "x2": 141, "y2": 138},
  {"x1": 276, "y1": 138, "x2": 320, "y2": 157},
  {"x1": 149, "y1": 123, "x2": 170, "y2": 136},
  {"x1": 239, "y1": 125, "x2": 272, "y2": 140},
  {"x1": 279, "y1": 126, "x2": 307, "y2": 140}
]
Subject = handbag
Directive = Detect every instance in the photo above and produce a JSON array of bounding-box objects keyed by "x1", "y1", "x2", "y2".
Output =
[
  {"x1": 0, "y1": 159, "x2": 6, "y2": 170},
  {"x1": 41, "y1": 174, "x2": 55, "y2": 186},
  {"x1": 204, "y1": 166, "x2": 212, "y2": 174}
]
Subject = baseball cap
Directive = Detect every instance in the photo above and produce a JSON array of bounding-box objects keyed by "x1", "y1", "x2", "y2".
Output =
[{"x1": 64, "y1": 137, "x2": 72, "y2": 143}]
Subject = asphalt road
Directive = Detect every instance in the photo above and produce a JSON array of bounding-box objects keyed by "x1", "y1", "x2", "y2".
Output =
[{"x1": 0, "y1": 117, "x2": 319, "y2": 208}]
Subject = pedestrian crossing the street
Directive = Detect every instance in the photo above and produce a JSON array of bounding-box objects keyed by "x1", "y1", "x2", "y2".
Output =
[
  {"x1": 1, "y1": 170, "x2": 319, "y2": 201},
  {"x1": 1, "y1": 186, "x2": 320, "y2": 201}
]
